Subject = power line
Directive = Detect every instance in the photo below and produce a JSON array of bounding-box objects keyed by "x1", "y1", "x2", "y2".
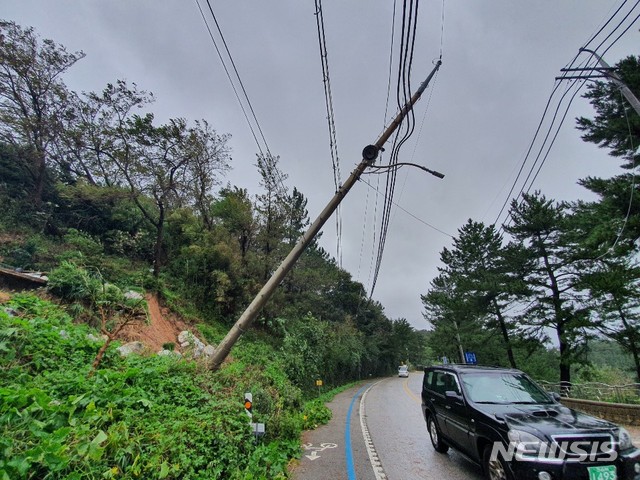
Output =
[
  {"x1": 370, "y1": 0, "x2": 421, "y2": 297},
  {"x1": 194, "y1": 0, "x2": 275, "y2": 161},
  {"x1": 359, "y1": 177, "x2": 453, "y2": 238},
  {"x1": 194, "y1": 0, "x2": 263, "y2": 156},
  {"x1": 314, "y1": 0, "x2": 343, "y2": 267},
  {"x1": 203, "y1": 0, "x2": 272, "y2": 157},
  {"x1": 492, "y1": 0, "x2": 640, "y2": 230}
]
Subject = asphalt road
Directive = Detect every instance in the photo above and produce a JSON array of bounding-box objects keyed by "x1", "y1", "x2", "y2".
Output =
[{"x1": 290, "y1": 373, "x2": 485, "y2": 480}]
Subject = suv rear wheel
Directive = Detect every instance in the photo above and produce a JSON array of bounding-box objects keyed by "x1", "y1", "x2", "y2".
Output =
[
  {"x1": 427, "y1": 415, "x2": 449, "y2": 453},
  {"x1": 482, "y1": 445, "x2": 512, "y2": 480}
]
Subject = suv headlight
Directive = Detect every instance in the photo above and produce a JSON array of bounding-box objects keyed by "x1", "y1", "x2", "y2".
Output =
[
  {"x1": 618, "y1": 427, "x2": 634, "y2": 450},
  {"x1": 508, "y1": 429, "x2": 547, "y2": 457}
]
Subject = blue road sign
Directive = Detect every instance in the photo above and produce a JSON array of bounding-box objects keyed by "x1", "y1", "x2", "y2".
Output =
[{"x1": 464, "y1": 351, "x2": 477, "y2": 364}]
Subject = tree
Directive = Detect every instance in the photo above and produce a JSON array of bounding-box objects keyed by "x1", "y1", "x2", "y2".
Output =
[
  {"x1": 126, "y1": 116, "x2": 230, "y2": 277},
  {"x1": 422, "y1": 273, "x2": 487, "y2": 364},
  {"x1": 575, "y1": 55, "x2": 640, "y2": 244},
  {"x1": 73, "y1": 111, "x2": 230, "y2": 278},
  {"x1": 210, "y1": 186, "x2": 256, "y2": 261},
  {"x1": 570, "y1": 54, "x2": 640, "y2": 380},
  {"x1": 254, "y1": 153, "x2": 288, "y2": 281},
  {"x1": 578, "y1": 257, "x2": 640, "y2": 382},
  {"x1": 504, "y1": 192, "x2": 589, "y2": 387},
  {"x1": 0, "y1": 20, "x2": 85, "y2": 206},
  {"x1": 439, "y1": 220, "x2": 523, "y2": 368},
  {"x1": 181, "y1": 120, "x2": 231, "y2": 228},
  {"x1": 576, "y1": 55, "x2": 640, "y2": 170},
  {"x1": 56, "y1": 80, "x2": 154, "y2": 188}
]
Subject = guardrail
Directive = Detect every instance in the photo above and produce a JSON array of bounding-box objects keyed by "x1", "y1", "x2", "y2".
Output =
[
  {"x1": 535, "y1": 381, "x2": 640, "y2": 425},
  {"x1": 537, "y1": 380, "x2": 640, "y2": 404}
]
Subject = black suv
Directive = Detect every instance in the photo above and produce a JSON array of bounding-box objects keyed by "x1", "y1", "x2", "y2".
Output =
[{"x1": 421, "y1": 365, "x2": 640, "y2": 480}]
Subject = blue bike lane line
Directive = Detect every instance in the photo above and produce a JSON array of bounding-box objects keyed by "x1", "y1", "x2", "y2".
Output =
[
  {"x1": 289, "y1": 380, "x2": 387, "y2": 480},
  {"x1": 345, "y1": 384, "x2": 369, "y2": 479}
]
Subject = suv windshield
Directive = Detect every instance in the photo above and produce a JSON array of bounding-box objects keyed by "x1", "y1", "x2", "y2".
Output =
[{"x1": 460, "y1": 372, "x2": 552, "y2": 404}]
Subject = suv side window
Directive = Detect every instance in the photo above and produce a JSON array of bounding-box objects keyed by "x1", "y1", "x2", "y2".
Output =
[
  {"x1": 423, "y1": 370, "x2": 433, "y2": 391},
  {"x1": 432, "y1": 371, "x2": 460, "y2": 396}
]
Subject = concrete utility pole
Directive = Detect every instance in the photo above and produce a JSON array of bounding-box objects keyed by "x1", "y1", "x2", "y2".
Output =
[
  {"x1": 559, "y1": 49, "x2": 640, "y2": 118},
  {"x1": 208, "y1": 59, "x2": 443, "y2": 371}
]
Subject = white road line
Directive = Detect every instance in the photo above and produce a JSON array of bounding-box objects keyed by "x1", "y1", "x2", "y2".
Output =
[{"x1": 360, "y1": 381, "x2": 387, "y2": 480}]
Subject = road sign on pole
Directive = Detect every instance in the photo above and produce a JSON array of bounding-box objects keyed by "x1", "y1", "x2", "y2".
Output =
[{"x1": 464, "y1": 352, "x2": 477, "y2": 365}]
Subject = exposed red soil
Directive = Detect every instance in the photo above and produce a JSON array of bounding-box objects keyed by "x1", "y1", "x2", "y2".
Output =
[
  {"x1": 118, "y1": 294, "x2": 199, "y2": 353},
  {"x1": 0, "y1": 291, "x2": 10, "y2": 304}
]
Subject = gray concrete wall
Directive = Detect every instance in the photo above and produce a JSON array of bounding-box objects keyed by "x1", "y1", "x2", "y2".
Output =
[{"x1": 561, "y1": 397, "x2": 640, "y2": 426}]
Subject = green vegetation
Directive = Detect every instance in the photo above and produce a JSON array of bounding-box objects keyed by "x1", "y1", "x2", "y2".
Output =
[
  {"x1": 422, "y1": 54, "x2": 640, "y2": 385},
  {"x1": 0, "y1": 294, "x2": 336, "y2": 479},
  {"x1": 0, "y1": 15, "x2": 638, "y2": 480},
  {"x1": 0, "y1": 20, "x2": 432, "y2": 478}
]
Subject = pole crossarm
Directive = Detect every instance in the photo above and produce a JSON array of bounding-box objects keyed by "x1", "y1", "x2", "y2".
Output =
[
  {"x1": 559, "y1": 48, "x2": 640, "y2": 118},
  {"x1": 208, "y1": 59, "x2": 443, "y2": 371}
]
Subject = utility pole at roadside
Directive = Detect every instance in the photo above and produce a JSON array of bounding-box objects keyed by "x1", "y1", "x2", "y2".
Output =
[
  {"x1": 558, "y1": 48, "x2": 640, "y2": 118},
  {"x1": 208, "y1": 59, "x2": 443, "y2": 371}
]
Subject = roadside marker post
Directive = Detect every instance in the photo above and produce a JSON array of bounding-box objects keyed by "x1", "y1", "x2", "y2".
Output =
[
  {"x1": 244, "y1": 392, "x2": 253, "y2": 418},
  {"x1": 244, "y1": 392, "x2": 265, "y2": 441}
]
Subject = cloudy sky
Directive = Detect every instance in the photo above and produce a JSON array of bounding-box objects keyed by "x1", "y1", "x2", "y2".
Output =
[{"x1": 3, "y1": 1, "x2": 639, "y2": 328}]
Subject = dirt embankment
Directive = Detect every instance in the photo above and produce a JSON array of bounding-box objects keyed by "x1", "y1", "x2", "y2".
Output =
[{"x1": 118, "y1": 294, "x2": 200, "y2": 353}]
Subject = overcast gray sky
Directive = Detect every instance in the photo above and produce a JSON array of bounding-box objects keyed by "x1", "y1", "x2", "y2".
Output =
[{"x1": 3, "y1": 1, "x2": 639, "y2": 328}]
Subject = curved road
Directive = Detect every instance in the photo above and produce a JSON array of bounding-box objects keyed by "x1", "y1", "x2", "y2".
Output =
[{"x1": 291, "y1": 373, "x2": 485, "y2": 480}]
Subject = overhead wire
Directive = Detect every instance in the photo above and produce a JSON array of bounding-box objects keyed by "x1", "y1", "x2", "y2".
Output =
[
  {"x1": 314, "y1": 0, "x2": 343, "y2": 267},
  {"x1": 522, "y1": 76, "x2": 591, "y2": 193},
  {"x1": 492, "y1": 0, "x2": 638, "y2": 228},
  {"x1": 195, "y1": 0, "x2": 289, "y2": 199},
  {"x1": 593, "y1": 85, "x2": 639, "y2": 259},
  {"x1": 492, "y1": 0, "x2": 640, "y2": 231},
  {"x1": 194, "y1": 0, "x2": 264, "y2": 156},
  {"x1": 359, "y1": 178, "x2": 453, "y2": 238},
  {"x1": 389, "y1": 0, "x2": 445, "y2": 259},
  {"x1": 202, "y1": 0, "x2": 272, "y2": 158},
  {"x1": 370, "y1": 0, "x2": 420, "y2": 297},
  {"x1": 360, "y1": 0, "x2": 397, "y2": 293}
]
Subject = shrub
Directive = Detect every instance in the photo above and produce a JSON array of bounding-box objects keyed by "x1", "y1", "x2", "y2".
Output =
[
  {"x1": 47, "y1": 261, "x2": 100, "y2": 302},
  {"x1": 0, "y1": 294, "x2": 312, "y2": 479}
]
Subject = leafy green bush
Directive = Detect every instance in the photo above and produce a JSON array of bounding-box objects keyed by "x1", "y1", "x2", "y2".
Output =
[
  {"x1": 301, "y1": 399, "x2": 332, "y2": 430},
  {"x1": 4, "y1": 234, "x2": 48, "y2": 270},
  {"x1": 47, "y1": 261, "x2": 101, "y2": 303},
  {"x1": 63, "y1": 228, "x2": 104, "y2": 259},
  {"x1": 0, "y1": 294, "x2": 312, "y2": 479}
]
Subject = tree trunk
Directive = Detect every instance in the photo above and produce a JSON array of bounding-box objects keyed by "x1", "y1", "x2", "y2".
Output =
[
  {"x1": 494, "y1": 299, "x2": 517, "y2": 368},
  {"x1": 558, "y1": 322, "x2": 572, "y2": 393},
  {"x1": 618, "y1": 307, "x2": 640, "y2": 383},
  {"x1": 153, "y1": 206, "x2": 165, "y2": 278},
  {"x1": 32, "y1": 150, "x2": 46, "y2": 208}
]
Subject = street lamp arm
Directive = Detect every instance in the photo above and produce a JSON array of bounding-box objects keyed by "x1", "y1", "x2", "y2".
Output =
[{"x1": 367, "y1": 162, "x2": 445, "y2": 179}]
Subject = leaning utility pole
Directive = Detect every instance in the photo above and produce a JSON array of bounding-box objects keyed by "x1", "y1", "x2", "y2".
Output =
[
  {"x1": 208, "y1": 59, "x2": 443, "y2": 371},
  {"x1": 558, "y1": 48, "x2": 640, "y2": 118}
]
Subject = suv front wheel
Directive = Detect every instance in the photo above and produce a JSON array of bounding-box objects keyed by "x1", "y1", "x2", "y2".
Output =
[
  {"x1": 482, "y1": 445, "x2": 512, "y2": 480},
  {"x1": 427, "y1": 415, "x2": 449, "y2": 453}
]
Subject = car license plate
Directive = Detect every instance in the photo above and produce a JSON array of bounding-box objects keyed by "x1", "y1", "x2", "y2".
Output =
[{"x1": 587, "y1": 465, "x2": 617, "y2": 480}]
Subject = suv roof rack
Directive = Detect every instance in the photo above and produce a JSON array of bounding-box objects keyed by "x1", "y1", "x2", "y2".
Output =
[{"x1": 424, "y1": 364, "x2": 522, "y2": 373}]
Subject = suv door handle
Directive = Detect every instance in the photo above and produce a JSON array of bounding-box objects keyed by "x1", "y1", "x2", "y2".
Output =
[{"x1": 445, "y1": 405, "x2": 451, "y2": 409}]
